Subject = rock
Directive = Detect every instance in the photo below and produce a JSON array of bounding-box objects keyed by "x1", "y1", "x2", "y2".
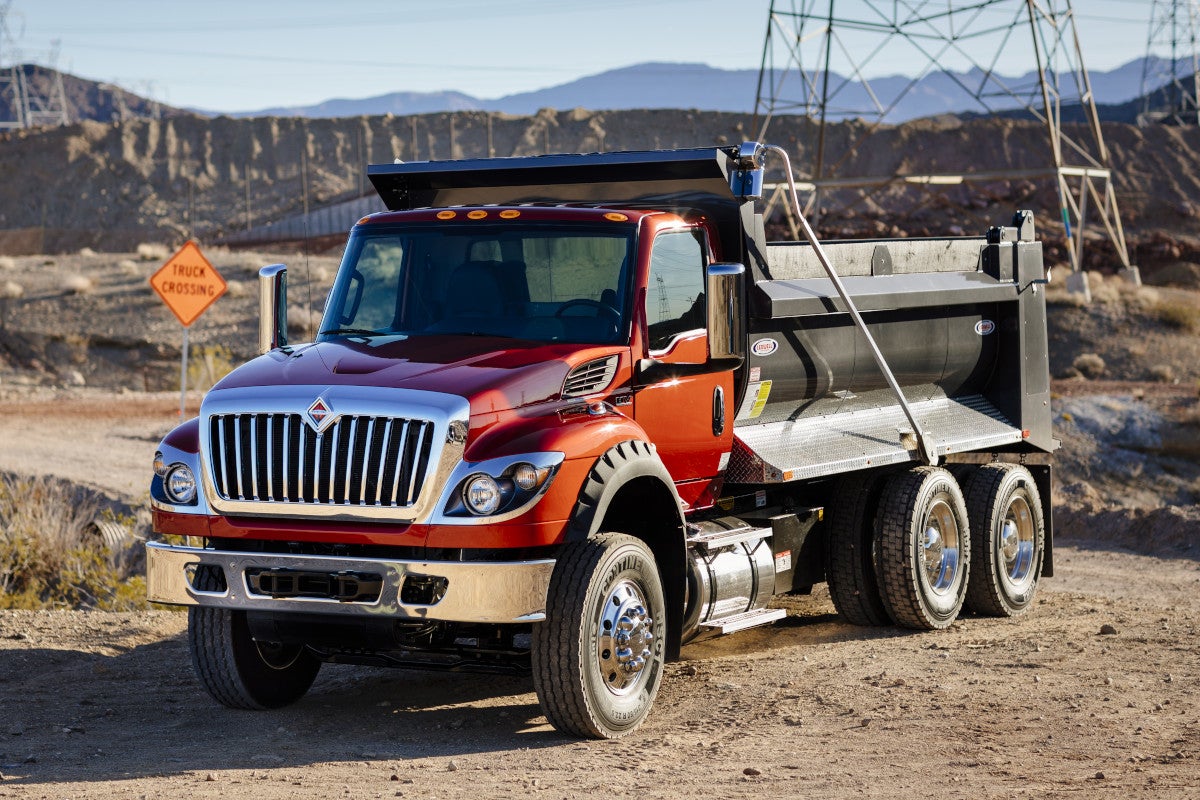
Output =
[
  {"x1": 1099, "y1": 624, "x2": 1118, "y2": 635},
  {"x1": 448, "y1": 759, "x2": 461, "y2": 772},
  {"x1": 743, "y1": 767, "x2": 762, "y2": 776}
]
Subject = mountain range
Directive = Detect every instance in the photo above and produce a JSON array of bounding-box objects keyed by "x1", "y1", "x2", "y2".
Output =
[
  {"x1": 1, "y1": 57, "x2": 1192, "y2": 126},
  {"x1": 219, "y1": 57, "x2": 1187, "y2": 123}
]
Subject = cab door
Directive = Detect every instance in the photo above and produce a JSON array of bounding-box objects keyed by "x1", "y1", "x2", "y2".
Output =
[{"x1": 632, "y1": 228, "x2": 735, "y2": 511}]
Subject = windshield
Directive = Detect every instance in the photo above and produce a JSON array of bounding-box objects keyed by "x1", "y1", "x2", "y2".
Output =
[{"x1": 320, "y1": 222, "x2": 635, "y2": 345}]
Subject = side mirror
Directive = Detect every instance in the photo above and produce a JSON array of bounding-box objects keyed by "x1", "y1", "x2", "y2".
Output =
[
  {"x1": 706, "y1": 262, "x2": 745, "y2": 365},
  {"x1": 258, "y1": 263, "x2": 288, "y2": 354}
]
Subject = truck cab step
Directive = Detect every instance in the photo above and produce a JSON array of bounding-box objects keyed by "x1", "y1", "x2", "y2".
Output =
[
  {"x1": 686, "y1": 524, "x2": 772, "y2": 553},
  {"x1": 698, "y1": 607, "x2": 787, "y2": 635}
]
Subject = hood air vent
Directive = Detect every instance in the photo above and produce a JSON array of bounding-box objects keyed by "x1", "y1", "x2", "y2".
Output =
[{"x1": 563, "y1": 355, "x2": 619, "y2": 398}]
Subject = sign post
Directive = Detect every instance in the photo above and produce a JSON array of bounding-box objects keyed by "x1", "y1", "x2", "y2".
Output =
[{"x1": 149, "y1": 241, "x2": 227, "y2": 416}]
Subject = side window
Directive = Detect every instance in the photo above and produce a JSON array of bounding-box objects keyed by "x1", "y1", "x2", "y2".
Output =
[
  {"x1": 342, "y1": 238, "x2": 404, "y2": 330},
  {"x1": 646, "y1": 230, "x2": 705, "y2": 352}
]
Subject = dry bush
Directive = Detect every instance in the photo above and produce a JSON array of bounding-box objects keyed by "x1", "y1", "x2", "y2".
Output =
[
  {"x1": 0, "y1": 474, "x2": 146, "y2": 610},
  {"x1": 287, "y1": 305, "x2": 321, "y2": 338},
  {"x1": 1148, "y1": 364, "x2": 1176, "y2": 383},
  {"x1": 224, "y1": 279, "x2": 249, "y2": 298},
  {"x1": 1, "y1": 280, "x2": 23, "y2": 299},
  {"x1": 79, "y1": 247, "x2": 97, "y2": 257},
  {"x1": 0, "y1": 255, "x2": 16, "y2": 270},
  {"x1": 62, "y1": 274, "x2": 94, "y2": 295},
  {"x1": 1072, "y1": 352, "x2": 1106, "y2": 379},
  {"x1": 118, "y1": 258, "x2": 141, "y2": 276},
  {"x1": 136, "y1": 242, "x2": 169, "y2": 261},
  {"x1": 187, "y1": 344, "x2": 237, "y2": 391},
  {"x1": 1156, "y1": 301, "x2": 1200, "y2": 333}
]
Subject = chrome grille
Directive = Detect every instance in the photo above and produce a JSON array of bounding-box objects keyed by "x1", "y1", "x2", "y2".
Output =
[
  {"x1": 208, "y1": 412, "x2": 434, "y2": 507},
  {"x1": 563, "y1": 355, "x2": 618, "y2": 397}
]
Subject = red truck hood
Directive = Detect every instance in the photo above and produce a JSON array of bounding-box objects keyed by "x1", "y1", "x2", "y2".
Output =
[{"x1": 213, "y1": 335, "x2": 595, "y2": 414}]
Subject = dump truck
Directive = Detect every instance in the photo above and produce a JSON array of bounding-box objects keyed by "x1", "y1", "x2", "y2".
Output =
[{"x1": 147, "y1": 141, "x2": 1054, "y2": 738}]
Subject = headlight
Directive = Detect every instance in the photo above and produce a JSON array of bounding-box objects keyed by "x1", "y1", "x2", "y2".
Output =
[
  {"x1": 164, "y1": 464, "x2": 197, "y2": 504},
  {"x1": 463, "y1": 474, "x2": 502, "y2": 515}
]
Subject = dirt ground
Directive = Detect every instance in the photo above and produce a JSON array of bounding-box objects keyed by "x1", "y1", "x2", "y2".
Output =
[
  {"x1": 0, "y1": 254, "x2": 1198, "y2": 798},
  {"x1": 0, "y1": 539, "x2": 1196, "y2": 798}
]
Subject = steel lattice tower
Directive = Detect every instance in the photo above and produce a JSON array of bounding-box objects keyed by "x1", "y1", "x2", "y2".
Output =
[
  {"x1": 0, "y1": 2, "x2": 68, "y2": 130},
  {"x1": 752, "y1": 0, "x2": 1134, "y2": 282},
  {"x1": 1140, "y1": 0, "x2": 1200, "y2": 125},
  {"x1": 0, "y1": 0, "x2": 27, "y2": 130}
]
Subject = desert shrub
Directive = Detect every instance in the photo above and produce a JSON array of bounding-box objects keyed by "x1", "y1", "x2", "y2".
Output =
[
  {"x1": 62, "y1": 274, "x2": 94, "y2": 295},
  {"x1": 0, "y1": 474, "x2": 146, "y2": 610},
  {"x1": 1072, "y1": 352, "x2": 1106, "y2": 379},
  {"x1": 186, "y1": 344, "x2": 237, "y2": 391},
  {"x1": 136, "y1": 242, "x2": 170, "y2": 261},
  {"x1": 1156, "y1": 301, "x2": 1200, "y2": 333},
  {"x1": 1149, "y1": 364, "x2": 1176, "y2": 383},
  {"x1": 0, "y1": 255, "x2": 15, "y2": 270}
]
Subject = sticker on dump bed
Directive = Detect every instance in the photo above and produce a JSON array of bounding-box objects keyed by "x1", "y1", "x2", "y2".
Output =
[
  {"x1": 775, "y1": 550, "x2": 792, "y2": 573},
  {"x1": 736, "y1": 380, "x2": 773, "y2": 421},
  {"x1": 975, "y1": 319, "x2": 995, "y2": 335},
  {"x1": 751, "y1": 338, "x2": 778, "y2": 357}
]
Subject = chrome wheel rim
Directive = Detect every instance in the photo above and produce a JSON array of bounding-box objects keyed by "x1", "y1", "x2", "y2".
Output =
[
  {"x1": 596, "y1": 579, "x2": 655, "y2": 696},
  {"x1": 998, "y1": 495, "x2": 1036, "y2": 593},
  {"x1": 921, "y1": 496, "x2": 961, "y2": 597}
]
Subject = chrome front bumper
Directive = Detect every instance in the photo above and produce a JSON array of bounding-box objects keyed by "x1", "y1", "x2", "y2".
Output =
[{"x1": 145, "y1": 542, "x2": 555, "y2": 624}]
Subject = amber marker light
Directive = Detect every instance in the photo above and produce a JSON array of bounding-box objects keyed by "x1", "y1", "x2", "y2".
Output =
[
  {"x1": 467, "y1": 210, "x2": 488, "y2": 219},
  {"x1": 356, "y1": 216, "x2": 372, "y2": 225},
  {"x1": 499, "y1": 210, "x2": 521, "y2": 219},
  {"x1": 437, "y1": 210, "x2": 457, "y2": 220},
  {"x1": 604, "y1": 212, "x2": 629, "y2": 222}
]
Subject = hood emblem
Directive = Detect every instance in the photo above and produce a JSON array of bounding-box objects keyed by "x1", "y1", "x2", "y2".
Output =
[{"x1": 306, "y1": 397, "x2": 338, "y2": 433}]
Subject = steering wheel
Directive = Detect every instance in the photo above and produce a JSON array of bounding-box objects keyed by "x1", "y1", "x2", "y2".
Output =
[{"x1": 555, "y1": 298, "x2": 620, "y2": 320}]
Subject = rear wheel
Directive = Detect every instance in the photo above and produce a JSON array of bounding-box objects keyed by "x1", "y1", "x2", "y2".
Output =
[
  {"x1": 875, "y1": 467, "x2": 970, "y2": 630},
  {"x1": 532, "y1": 533, "x2": 666, "y2": 739},
  {"x1": 825, "y1": 473, "x2": 891, "y2": 626},
  {"x1": 963, "y1": 463, "x2": 1045, "y2": 617},
  {"x1": 188, "y1": 569, "x2": 320, "y2": 710}
]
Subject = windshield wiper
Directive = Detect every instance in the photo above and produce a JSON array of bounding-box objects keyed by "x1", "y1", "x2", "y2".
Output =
[{"x1": 319, "y1": 327, "x2": 391, "y2": 337}]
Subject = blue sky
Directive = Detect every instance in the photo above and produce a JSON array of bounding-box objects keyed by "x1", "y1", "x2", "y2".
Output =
[{"x1": 1, "y1": 0, "x2": 1168, "y2": 113}]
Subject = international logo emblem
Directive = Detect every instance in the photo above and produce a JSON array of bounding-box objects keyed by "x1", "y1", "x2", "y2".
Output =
[{"x1": 306, "y1": 397, "x2": 337, "y2": 433}]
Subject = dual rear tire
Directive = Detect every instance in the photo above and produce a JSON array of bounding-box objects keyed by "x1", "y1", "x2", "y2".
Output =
[{"x1": 826, "y1": 463, "x2": 1045, "y2": 630}]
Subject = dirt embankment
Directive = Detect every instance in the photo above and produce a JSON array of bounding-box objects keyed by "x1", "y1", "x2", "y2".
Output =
[{"x1": 3, "y1": 110, "x2": 1200, "y2": 275}]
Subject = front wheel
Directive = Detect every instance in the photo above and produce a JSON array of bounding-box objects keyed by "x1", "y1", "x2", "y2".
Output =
[
  {"x1": 532, "y1": 533, "x2": 667, "y2": 739},
  {"x1": 187, "y1": 568, "x2": 320, "y2": 710}
]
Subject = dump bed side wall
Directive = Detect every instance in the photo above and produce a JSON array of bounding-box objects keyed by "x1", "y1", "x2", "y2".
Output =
[{"x1": 734, "y1": 230, "x2": 1053, "y2": 466}]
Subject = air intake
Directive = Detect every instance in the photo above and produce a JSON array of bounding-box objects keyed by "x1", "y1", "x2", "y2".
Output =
[{"x1": 562, "y1": 355, "x2": 618, "y2": 398}]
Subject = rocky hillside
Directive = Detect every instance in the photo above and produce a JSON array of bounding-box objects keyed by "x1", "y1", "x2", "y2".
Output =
[{"x1": 0, "y1": 109, "x2": 1199, "y2": 280}]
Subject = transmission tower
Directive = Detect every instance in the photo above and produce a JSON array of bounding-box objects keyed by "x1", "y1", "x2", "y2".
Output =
[
  {"x1": 1139, "y1": 0, "x2": 1200, "y2": 125},
  {"x1": 23, "y1": 39, "x2": 68, "y2": 127},
  {"x1": 753, "y1": 0, "x2": 1134, "y2": 284},
  {"x1": 0, "y1": 3, "x2": 67, "y2": 129},
  {"x1": 0, "y1": 0, "x2": 28, "y2": 130}
]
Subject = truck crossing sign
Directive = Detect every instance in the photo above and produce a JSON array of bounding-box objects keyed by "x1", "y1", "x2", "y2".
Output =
[{"x1": 150, "y1": 241, "x2": 227, "y2": 327}]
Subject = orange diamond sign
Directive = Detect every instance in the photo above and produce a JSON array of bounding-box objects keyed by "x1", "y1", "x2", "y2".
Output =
[{"x1": 149, "y1": 241, "x2": 227, "y2": 327}]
